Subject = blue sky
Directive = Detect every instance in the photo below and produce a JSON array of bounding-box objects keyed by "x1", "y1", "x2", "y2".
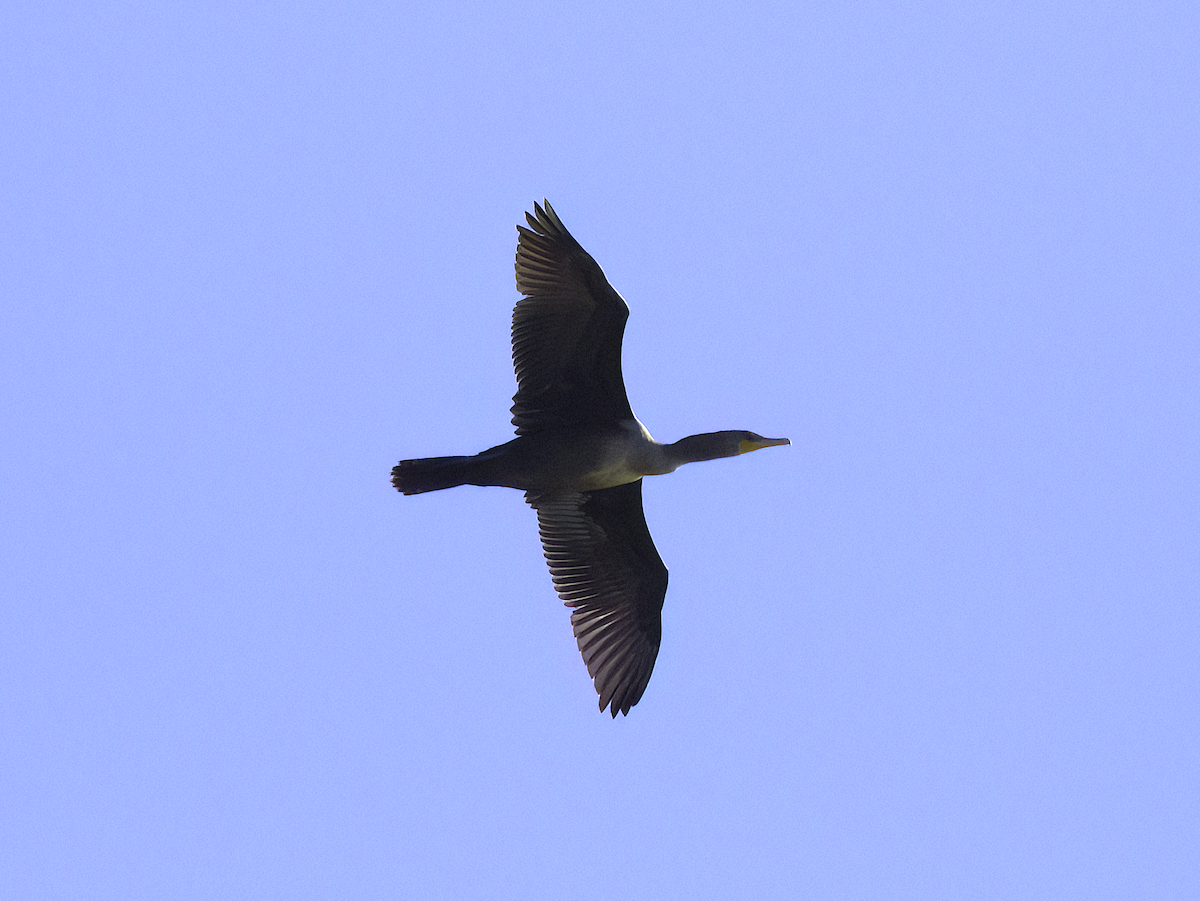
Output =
[{"x1": 4, "y1": 1, "x2": 1198, "y2": 897}]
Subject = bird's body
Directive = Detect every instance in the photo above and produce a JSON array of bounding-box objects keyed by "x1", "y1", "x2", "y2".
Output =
[
  {"x1": 395, "y1": 420, "x2": 661, "y2": 495},
  {"x1": 392, "y1": 201, "x2": 788, "y2": 716}
]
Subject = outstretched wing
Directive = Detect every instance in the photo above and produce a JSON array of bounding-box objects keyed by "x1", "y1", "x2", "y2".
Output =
[
  {"x1": 527, "y1": 479, "x2": 667, "y2": 716},
  {"x1": 511, "y1": 200, "x2": 634, "y2": 435}
]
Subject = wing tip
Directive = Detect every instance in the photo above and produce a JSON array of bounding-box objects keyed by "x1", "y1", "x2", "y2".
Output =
[{"x1": 522, "y1": 198, "x2": 569, "y2": 240}]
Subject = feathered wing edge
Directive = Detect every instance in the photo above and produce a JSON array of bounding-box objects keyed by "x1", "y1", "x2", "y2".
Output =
[
  {"x1": 510, "y1": 201, "x2": 633, "y2": 434},
  {"x1": 527, "y1": 479, "x2": 666, "y2": 716}
]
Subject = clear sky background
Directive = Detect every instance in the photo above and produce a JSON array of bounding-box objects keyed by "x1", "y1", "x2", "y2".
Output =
[{"x1": 4, "y1": 2, "x2": 1198, "y2": 898}]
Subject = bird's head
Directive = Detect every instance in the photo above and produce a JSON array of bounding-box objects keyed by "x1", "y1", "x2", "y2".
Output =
[
  {"x1": 735, "y1": 431, "x2": 792, "y2": 455},
  {"x1": 668, "y1": 430, "x2": 790, "y2": 465}
]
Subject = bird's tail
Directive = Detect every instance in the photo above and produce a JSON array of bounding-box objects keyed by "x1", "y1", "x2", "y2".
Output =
[{"x1": 391, "y1": 455, "x2": 479, "y2": 495}]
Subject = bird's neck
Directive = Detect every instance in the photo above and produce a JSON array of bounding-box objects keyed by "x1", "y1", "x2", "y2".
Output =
[{"x1": 663, "y1": 432, "x2": 740, "y2": 466}]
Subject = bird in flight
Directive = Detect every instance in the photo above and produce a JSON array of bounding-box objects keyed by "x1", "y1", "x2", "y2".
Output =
[{"x1": 392, "y1": 201, "x2": 789, "y2": 716}]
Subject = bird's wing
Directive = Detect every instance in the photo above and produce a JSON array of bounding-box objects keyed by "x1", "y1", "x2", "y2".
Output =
[
  {"x1": 511, "y1": 200, "x2": 634, "y2": 435},
  {"x1": 526, "y1": 479, "x2": 666, "y2": 717}
]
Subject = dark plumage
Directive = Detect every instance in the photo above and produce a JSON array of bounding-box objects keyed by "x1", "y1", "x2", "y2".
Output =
[{"x1": 392, "y1": 201, "x2": 788, "y2": 716}]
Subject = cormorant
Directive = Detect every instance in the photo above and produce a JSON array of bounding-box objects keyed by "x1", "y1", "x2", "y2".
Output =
[{"x1": 392, "y1": 201, "x2": 789, "y2": 716}]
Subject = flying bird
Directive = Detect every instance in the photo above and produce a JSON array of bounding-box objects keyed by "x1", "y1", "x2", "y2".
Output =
[{"x1": 392, "y1": 201, "x2": 789, "y2": 716}]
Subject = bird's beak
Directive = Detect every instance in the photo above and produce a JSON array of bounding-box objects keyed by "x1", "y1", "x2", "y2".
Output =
[{"x1": 740, "y1": 436, "x2": 791, "y2": 453}]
